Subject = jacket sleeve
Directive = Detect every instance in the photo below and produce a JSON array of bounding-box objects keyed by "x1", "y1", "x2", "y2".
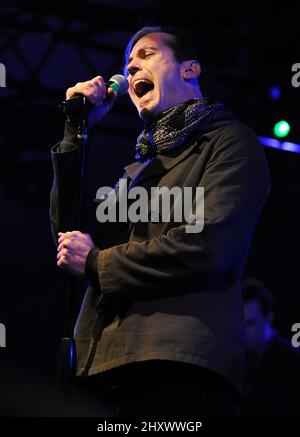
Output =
[
  {"x1": 96, "y1": 124, "x2": 271, "y2": 305},
  {"x1": 49, "y1": 121, "x2": 82, "y2": 246}
]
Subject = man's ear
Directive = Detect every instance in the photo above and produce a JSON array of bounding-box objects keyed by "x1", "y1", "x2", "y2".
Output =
[{"x1": 182, "y1": 60, "x2": 201, "y2": 80}]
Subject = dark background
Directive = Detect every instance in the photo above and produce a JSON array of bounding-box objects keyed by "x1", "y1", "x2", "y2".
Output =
[{"x1": 0, "y1": 0, "x2": 299, "y2": 416}]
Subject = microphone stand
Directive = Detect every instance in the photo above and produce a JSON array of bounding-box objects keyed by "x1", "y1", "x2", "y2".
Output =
[{"x1": 56, "y1": 96, "x2": 90, "y2": 386}]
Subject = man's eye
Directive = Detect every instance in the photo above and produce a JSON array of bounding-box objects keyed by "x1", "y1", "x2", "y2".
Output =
[{"x1": 144, "y1": 52, "x2": 154, "y2": 58}]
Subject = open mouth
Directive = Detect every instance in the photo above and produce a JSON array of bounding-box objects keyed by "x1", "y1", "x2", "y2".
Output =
[{"x1": 133, "y1": 79, "x2": 154, "y2": 98}]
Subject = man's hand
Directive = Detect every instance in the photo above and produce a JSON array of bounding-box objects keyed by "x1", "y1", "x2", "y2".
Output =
[
  {"x1": 66, "y1": 76, "x2": 117, "y2": 127},
  {"x1": 57, "y1": 231, "x2": 95, "y2": 277}
]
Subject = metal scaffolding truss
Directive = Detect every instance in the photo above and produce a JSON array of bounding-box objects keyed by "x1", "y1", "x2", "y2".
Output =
[
  {"x1": 1, "y1": 0, "x2": 297, "y2": 106},
  {"x1": 0, "y1": 2, "x2": 134, "y2": 98}
]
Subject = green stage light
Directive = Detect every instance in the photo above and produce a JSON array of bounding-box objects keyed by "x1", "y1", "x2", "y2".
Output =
[{"x1": 273, "y1": 120, "x2": 290, "y2": 138}]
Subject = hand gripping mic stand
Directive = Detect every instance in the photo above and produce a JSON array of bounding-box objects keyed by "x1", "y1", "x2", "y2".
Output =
[{"x1": 56, "y1": 96, "x2": 91, "y2": 386}]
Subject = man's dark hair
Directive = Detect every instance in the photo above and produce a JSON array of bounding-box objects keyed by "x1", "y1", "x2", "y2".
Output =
[
  {"x1": 242, "y1": 277, "x2": 274, "y2": 316},
  {"x1": 123, "y1": 25, "x2": 205, "y2": 90}
]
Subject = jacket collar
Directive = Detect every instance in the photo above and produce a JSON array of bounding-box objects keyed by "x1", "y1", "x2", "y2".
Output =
[{"x1": 124, "y1": 138, "x2": 201, "y2": 187}]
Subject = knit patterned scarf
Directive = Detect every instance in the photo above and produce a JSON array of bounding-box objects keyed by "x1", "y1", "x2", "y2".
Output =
[{"x1": 135, "y1": 98, "x2": 224, "y2": 162}]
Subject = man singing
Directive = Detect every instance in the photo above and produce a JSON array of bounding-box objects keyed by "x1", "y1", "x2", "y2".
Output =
[{"x1": 50, "y1": 26, "x2": 271, "y2": 417}]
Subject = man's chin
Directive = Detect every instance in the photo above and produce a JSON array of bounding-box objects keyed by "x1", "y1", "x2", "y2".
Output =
[
  {"x1": 139, "y1": 102, "x2": 160, "y2": 122},
  {"x1": 139, "y1": 107, "x2": 153, "y2": 122}
]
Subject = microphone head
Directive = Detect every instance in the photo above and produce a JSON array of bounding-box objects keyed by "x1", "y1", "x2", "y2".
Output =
[{"x1": 108, "y1": 74, "x2": 129, "y2": 96}]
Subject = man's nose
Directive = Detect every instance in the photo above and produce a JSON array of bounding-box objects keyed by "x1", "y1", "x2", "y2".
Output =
[{"x1": 127, "y1": 60, "x2": 141, "y2": 76}]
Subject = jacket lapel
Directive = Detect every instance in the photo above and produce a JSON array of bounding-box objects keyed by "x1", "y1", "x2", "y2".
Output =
[{"x1": 124, "y1": 139, "x2": 200, "y2": 188}]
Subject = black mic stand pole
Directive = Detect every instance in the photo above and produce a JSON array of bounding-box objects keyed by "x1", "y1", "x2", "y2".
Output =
[{"x1": 56, "y1": 96, "x2": 91, "y2": 386}]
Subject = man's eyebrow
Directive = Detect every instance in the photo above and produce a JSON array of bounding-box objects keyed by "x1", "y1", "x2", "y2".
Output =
[{"x1": 128, "y1": 46, "x2": 158, "y2": 64}]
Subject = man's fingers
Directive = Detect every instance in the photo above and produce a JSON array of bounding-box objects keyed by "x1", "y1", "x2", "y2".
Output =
[
  {"x1": 57, "y1": 248, "x2": 67, "y2": 259},
  {"x1": 58, "y1": 230, "x2": 81, "y2": 243},
  {"x1": 66, "y1": 76, "x2": 106, "y2": 104},
  {"x1": 58, "y1": 233, "x2": 68, "y2": 243},
  {"x1": 57, "y1": 230, "x2": 85, "y2": 251},
  {"x1": 57, "y1": 240, "x2": 70, "y2": 251},
  {"x1": 58, "y1": 231, "x2": 71, "y2": 240},
  {"x1": 57, "y1": 255, "x2": 66, "y2": 267},
  {"x1": 92, "y1": 76, "x2": 103, "y2": 86}
]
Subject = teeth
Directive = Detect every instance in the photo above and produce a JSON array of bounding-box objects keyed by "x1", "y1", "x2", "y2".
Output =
[
  {"x1": 134, "y1": 79, "x2": 152, "y2": 85},
  {"x1": 133, "y1": 79, "x2": 152, "y2": 89}
]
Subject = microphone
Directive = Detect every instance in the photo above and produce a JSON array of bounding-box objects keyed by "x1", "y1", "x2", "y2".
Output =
[
  {"x1": 105, "y1": 74, "x2": 129, "y2": 96},
  {"x1": 59, "y1": 74, "x2": 128, "y2": 119}
]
